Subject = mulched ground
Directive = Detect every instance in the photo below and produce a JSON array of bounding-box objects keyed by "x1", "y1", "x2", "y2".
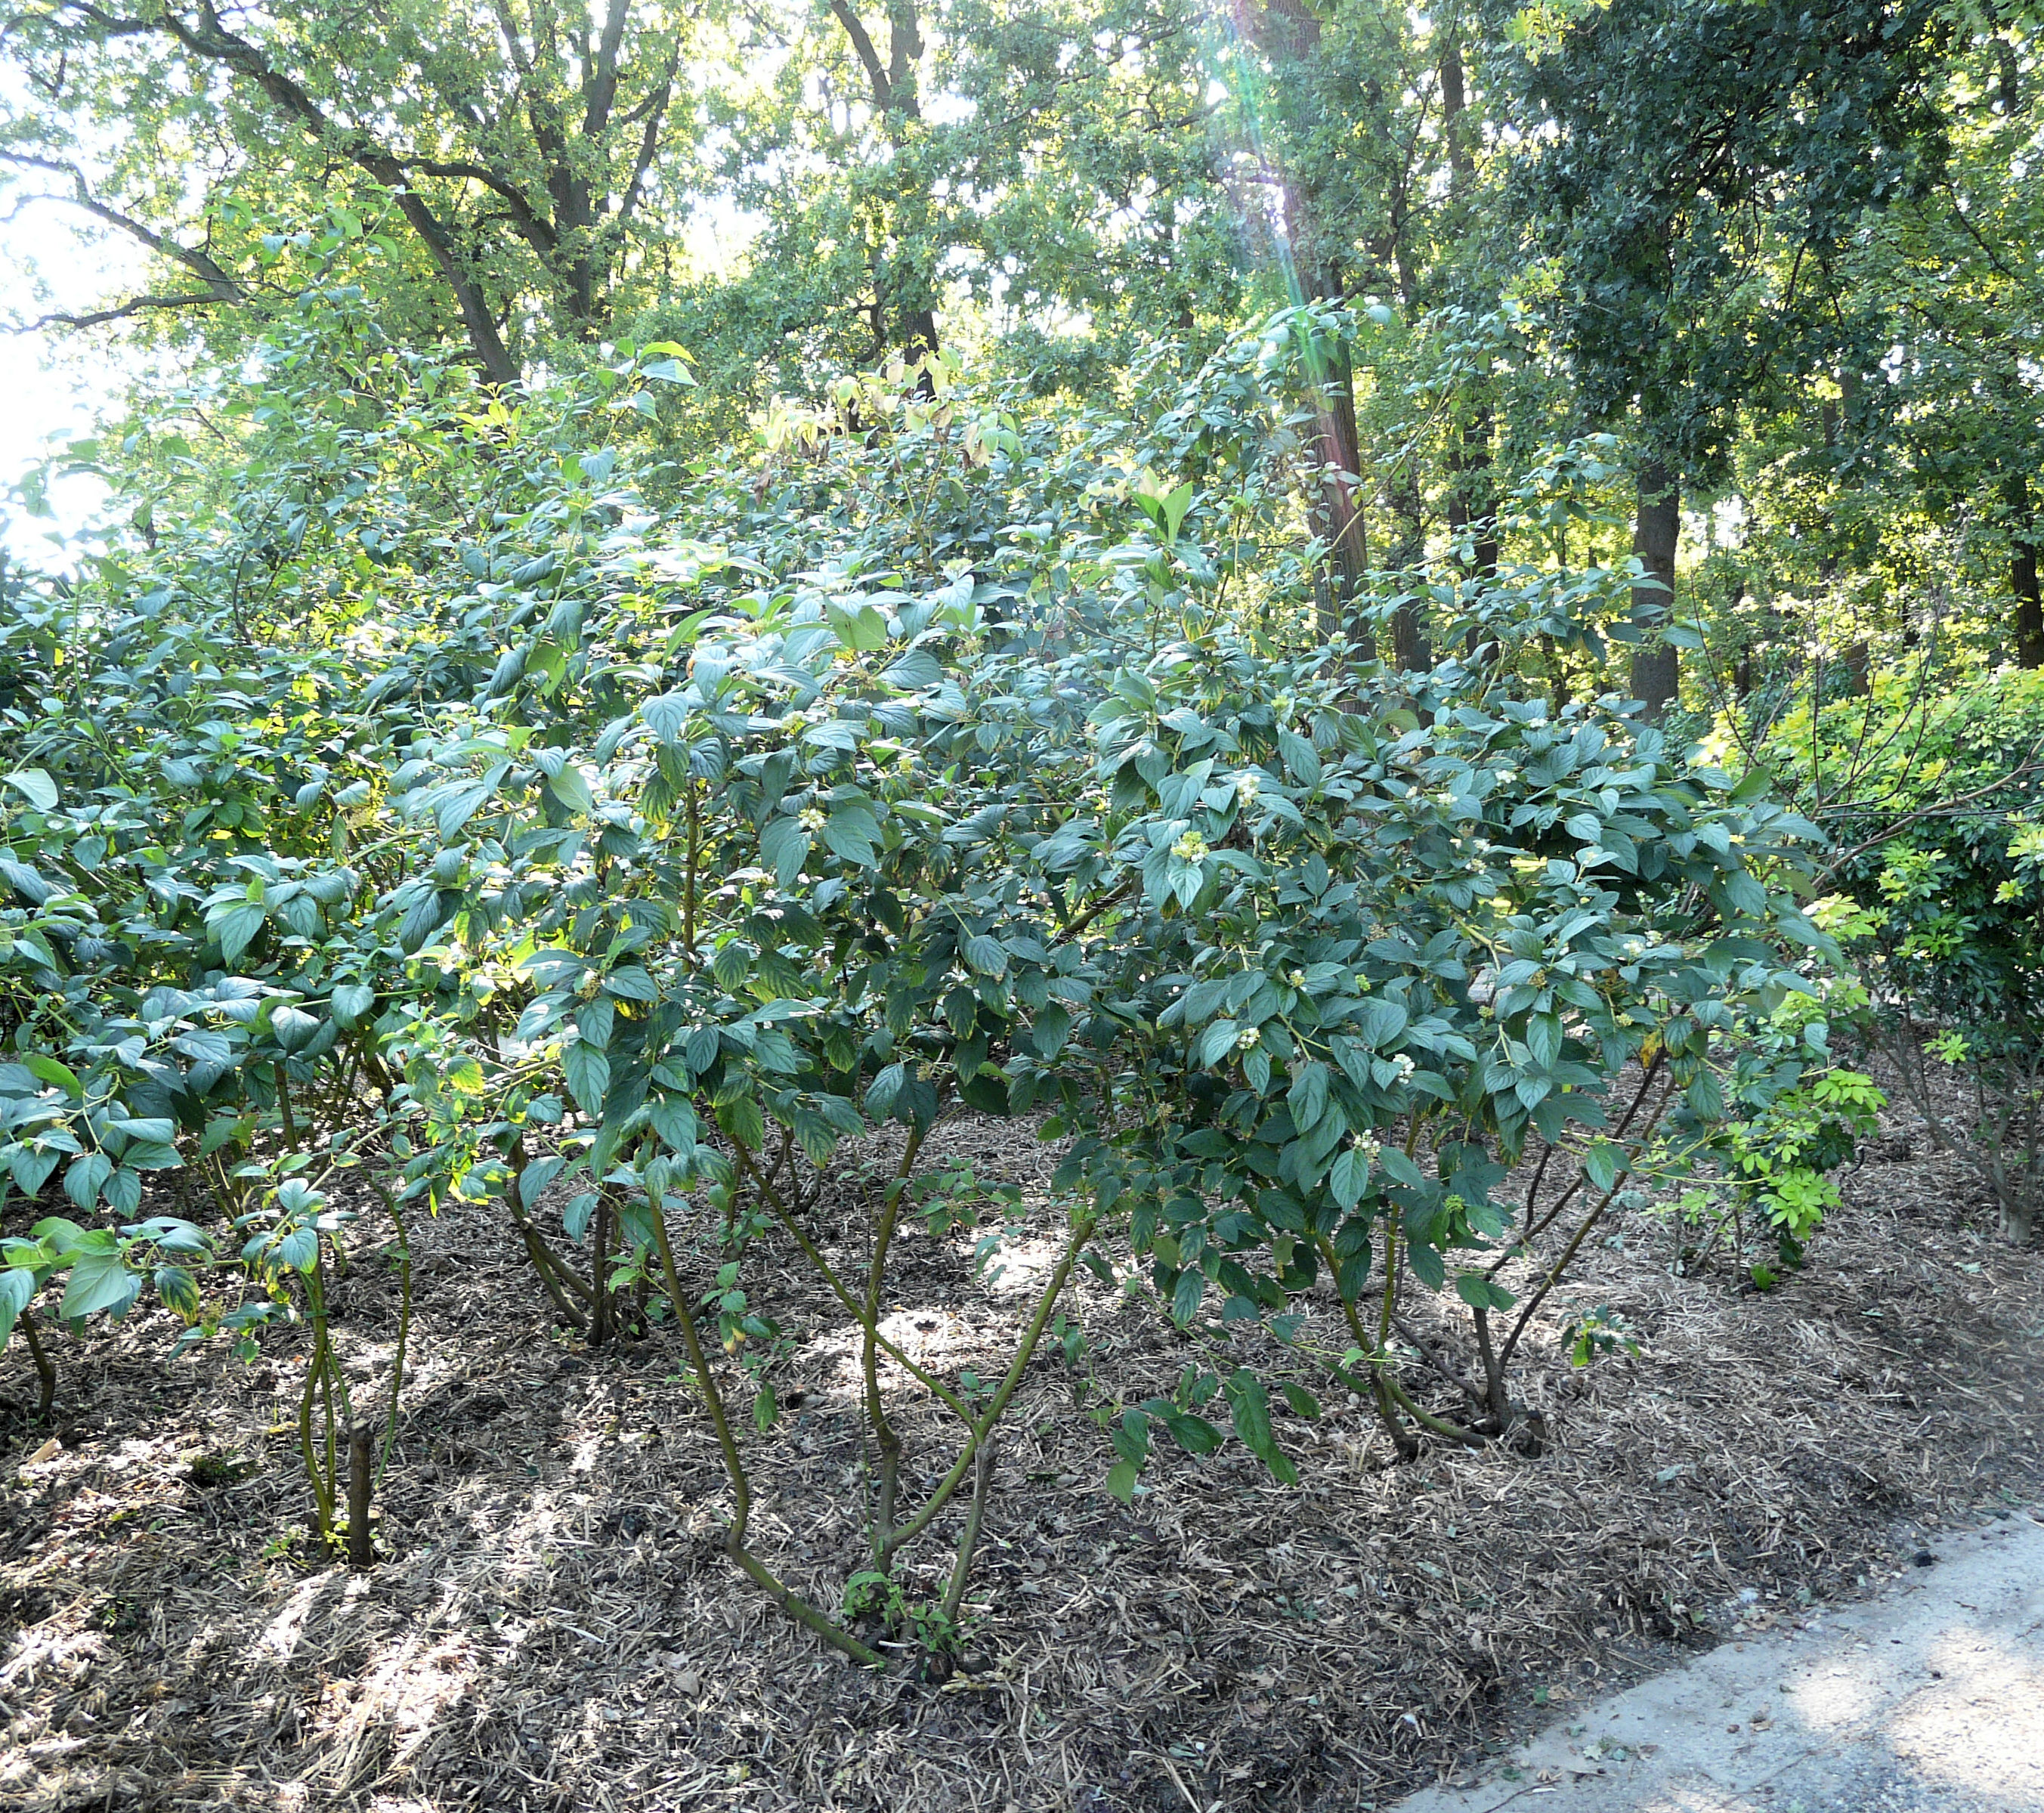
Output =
[{"x1": 4, "y1": 1066, "x2": 2041, "y2": 1813}]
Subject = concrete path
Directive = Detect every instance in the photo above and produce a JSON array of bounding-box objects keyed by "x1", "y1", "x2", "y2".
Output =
[{"x1": 1392, "y1": 1513, "x2": 2044, "y2": 1813}]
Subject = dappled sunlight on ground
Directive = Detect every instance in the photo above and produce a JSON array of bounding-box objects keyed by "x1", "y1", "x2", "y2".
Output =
[{"x1": 3, "y1": 1103, "x2": 2042, "y2": 1811}]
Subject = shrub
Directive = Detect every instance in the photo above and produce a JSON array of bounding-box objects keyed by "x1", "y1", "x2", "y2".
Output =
[
  {"x1": 1774, "y1": 667, "x2": 2044, "y2": 1243},
  {"x1": 0, "y1": 294, "x2": 1875, "y2": 1663},
  {"x1": 1028, "y1": 622, "x2": 1857, "y2": 1469}
]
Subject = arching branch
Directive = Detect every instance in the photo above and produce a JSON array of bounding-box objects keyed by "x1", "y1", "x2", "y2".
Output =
[
  {"x1": 14, "y1": 290, "x2": 229, "y2": 333},
  {"x1": 151, "y1": 0, "x2": 521, "y2": 384},
  {"x1": 0, "y1": 151, "x2": 244, "y2": 305}
]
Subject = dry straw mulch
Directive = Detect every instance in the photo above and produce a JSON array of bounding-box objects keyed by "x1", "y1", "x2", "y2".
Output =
[{"x1": 3, "y1": 1092, "x2": 2040, "y2": 1813}]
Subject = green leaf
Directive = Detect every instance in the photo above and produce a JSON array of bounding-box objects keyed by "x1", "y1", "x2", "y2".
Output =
[
  {"x1": 23, "y1": 1054, "x2": 82, "y2": 1098},
  {"x1": 827, "y1": 602, "x2": 889, "y2": 651},
  {"x1": 331, "y1": 982, "x2": 376, "y2": 1026},
  {"x1": 64, "y1": 1151, "x2": 113, "y2": 1210},
  {"x1": 153, "y1": 1264, "x2": 199, "y2": 1318},
  {"x1": 270, "y1": 1005, "x2": 322, "y2": 1053},
  {"x1": 1405, "y1": 1239, "x2": 1447, "y2": 1292},
  {"x1": 1276, "y1": 730, "x2": 1322, "y2": 787},
  {"x1": 642, "y1": 692, "x2": 691, "y2": 744},
  {"x1": 602, "y1": 965, "x2": 658, "y2": 1002},
  {"x1": 648, "y1": 1094, "x2": 698, "y2": 1152},
  {"x1": 211, "y1": 900, "x2": 268, "y2": 964},
  {"x1": 63, "y1": 1249, "x2": 140, "y2": 1320},
  {"x1": 1224, "y1": 1367, "x2": 1295, "y2": 1481},
  {"x1": 823, "y1": 807, "x2": 880, "y2": 868},
  {"x1": 547, "y1": 765, "x2": 595, "y2": 816},
  {"x1": 3, "y1": 769, "x2": 58, "y2": 812},
  {"x1": 0, "y1": 1267, "x2": 32, "y2": 1348},
  {"x1": 962, "y1": 933, "x2": 1009, "y2": 978},
  {"x1": 866, "y1": 1062, "x2": 907, "y2": 1118},
  {"x1": 564, "y1": 1041, "x2": 611, "y2": 1115},
  {"x1": 1583, "y1": 1140, "x2": 1620, "y2": 1192},
  {"x1": 435, "y1": 763, "x2": 509, "y2": 839},
  {"x1": 104, "y1": 1167, "x2": 141, "y2": 1217},
  {"x1": 10, "y1": 1146, "x2": 60, "y2": 1197},
  {"x1": 1359, "y1": 999, "x2": 1408, "y2": 1048},
  {"x1": 29, "y1": 1217, "x2": 91, "y2": 1252},
  {"x1": 1279, "y1": 1382, "x2": 1321, "y2": 1419},
  {"x1": 563, "y1": 1192, "x2": 598, "y2": 1242},
  {"x1": 398, "y1": 889, "x2": 452, "y2": 954},
  {"x1": 1105, "y1": 1459, "x2": 1140, "y2": 1502},
  {"x1": 1378, "y1": 1146, "x2": 1425, "y2": 1189},
  {"x1": 1198, "y1": 1020, "x2": 1242, "y2": 1066},
  {"x1": 520, "y1": 1155, "x2": 567, "y2": 1208},
  {"x1": 1288, "y1": 1061, "x2": 1329, "y2": 1130},
  {"x1": 759, "y1": 817, "x2": 811, "y2": 887},
  {"x1": 1455, "y1": 1273, "x2": 1517, "y2": 1313},
  {"x1": 717, "y1": 1090, "x2": 765, "y2": 1149},
  {"x1": 1170, "y1": 1265, "x2": 1204, "y2": 1325},
  {"x1": 881, "y1": 649, "x2": 943, "y2": 691},
  {"x1": 1329, "y1": 1145, "x2": 1368, "y2": 1210},
  {"x1": 1159, "y1": 1409, "x2": 1223, "y2": 1455}
]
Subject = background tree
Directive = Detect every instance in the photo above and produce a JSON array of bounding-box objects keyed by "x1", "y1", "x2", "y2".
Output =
[{"x1": 3, "y1": 1, "x2": 694, "y2": 380}]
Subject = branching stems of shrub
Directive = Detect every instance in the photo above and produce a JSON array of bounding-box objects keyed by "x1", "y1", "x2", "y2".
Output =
[
  {"x1": 506, "y1": 1135, "x2": 593, "y2": 1329},
  {"x1": 368, "y1": 1180, "x2": 412, "y2": 1491},
  {"x1": 861, "y1": 1125, "x2": 928, "y2": 1563},
  {"x1": 19, "y1": 1308, "x2": 54, "y2": 1419},
  {"x1": 939, "y1": 1436, "x2": 997, "y2": 1629},
  {"x1": 879, "y1": 1213, "x2": 1092, "y2": 1567},
  {"x1": 730, "y1": 1137, "x2": 976, "y2": 1424},
  {"x1": 648, "y1": 1193, "x2": 881, "y2": 1666},
  {"x1": 728, "y1": 1131, "x2": 1091, "y2": 1625}
]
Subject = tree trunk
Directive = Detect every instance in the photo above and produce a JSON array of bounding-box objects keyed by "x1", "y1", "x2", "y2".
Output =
[
  {"x1": 1843, "y1": 640, "x2": 1871, "y2": 695},
  {"x1": 2008, "y1": 472, "x2": 2044, "y2": 670},
  {"x1": 1438, "y1": 31, "x2": 1495, "y2": 629},
  {"x1": 1631, "y1": 457, "x2": 1681, "y2": 719},
  {"x1": 830, "y1": 0, "x2": 942, "y2": 371},
  {"x1": 1385, "y1": 470, "x2": 1431, "y2": 672},
  {"x1": 1305, "y1": 289, "x2": 1371, "y2": 661}
]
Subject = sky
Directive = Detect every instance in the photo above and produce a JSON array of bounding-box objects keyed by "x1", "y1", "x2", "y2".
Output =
[{"x1": 1, "y1": 197, "x2": 146, "y2": 566}]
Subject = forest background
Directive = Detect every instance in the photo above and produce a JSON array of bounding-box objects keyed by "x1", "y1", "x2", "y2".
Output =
[{"x1": 3, "y1": 0, "x2": 2042, "y2": 732}]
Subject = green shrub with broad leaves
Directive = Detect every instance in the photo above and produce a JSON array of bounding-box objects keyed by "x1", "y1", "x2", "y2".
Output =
[
  {"x1": 1015, "y1": 612, "x2": 1862, "y2": 1476},
  {"x1": 0, "y1": 286, "x2": 1875, "y2": 1657}
]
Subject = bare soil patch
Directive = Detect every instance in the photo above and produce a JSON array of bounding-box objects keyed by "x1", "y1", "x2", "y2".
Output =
[{"x1": 4, "y1": 1093, "x2": 2041, "y2": 1813}]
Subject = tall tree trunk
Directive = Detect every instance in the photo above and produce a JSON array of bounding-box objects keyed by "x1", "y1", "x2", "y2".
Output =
[
  {"x1": 1631, "y1": 457, "x2": 1681, "y2": 719},
  {"x1": 1438, "y1": 36, "x2": 1494, "y2": 621},
  {"x1": 1439, "y1": 35, "x2": 1474, "y2": 191},
  {"x1": 1386, "y1": 470, "x2": 1431, "y2": 672},
  {"x1": 2008, "y1": 472, "x2": 2044, "y2": 670},
  {"x1": 830, "y1": 0, "x2": 941, "y2": 370},
  {"x1": 1303, "y1": 278, "x2": 1371, "y2": 661}
]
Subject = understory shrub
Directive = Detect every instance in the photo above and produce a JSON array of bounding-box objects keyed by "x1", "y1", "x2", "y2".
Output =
[
  {"x1": 0, "y1": 294, "x2": 1878, "y2": 1661},
  {"x1": 1760, "y1": 666, "x2": 2044, "y2": 1243}
]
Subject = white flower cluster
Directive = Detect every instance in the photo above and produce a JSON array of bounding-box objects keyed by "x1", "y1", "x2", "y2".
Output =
[
  {"x1": 1236, "y1": 1026, "x2": 1261, "y2": 1050},
  {"x1": 799, "y1": 806, "x2": 827, "y2": 833},
  {"x1": 1172, "y1": 829, "x2": 1209, "y2": 863}
]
